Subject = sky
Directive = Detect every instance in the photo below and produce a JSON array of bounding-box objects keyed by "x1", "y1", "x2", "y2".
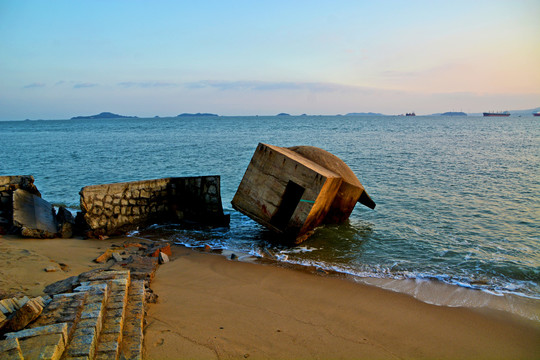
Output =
[{"x1": 0, "y1": 0, "x2": 539, "y2": 120}]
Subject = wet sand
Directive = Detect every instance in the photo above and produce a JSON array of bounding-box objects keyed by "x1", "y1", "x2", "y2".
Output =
[{"x1": 1, "y1": 235, "x2": 538, "y2": 359}]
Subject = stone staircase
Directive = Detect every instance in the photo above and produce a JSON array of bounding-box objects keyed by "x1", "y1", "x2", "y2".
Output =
[{"x1": 0, "y1": 269, "x2": 146, "y2": 360}]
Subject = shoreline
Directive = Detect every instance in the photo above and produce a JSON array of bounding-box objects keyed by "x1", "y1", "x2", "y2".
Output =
[
  {"x1": 145, "y1": 245, "x2": 539, "y2": 359},
  {"x1": 1, "y1": 235, "x2": 539, "y2": 359},
  {"x1": 167, "y1": 241, "x2": 540, "y2": 323}
]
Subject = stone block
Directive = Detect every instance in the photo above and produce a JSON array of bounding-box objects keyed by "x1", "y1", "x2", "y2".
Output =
[
  {"x1": 0, "y1": 175, "x2": 41, "y2": 196},
  {"x1": 0, "y1": 338, "x2": 24, "y2": 360},
  {"x1": 76, "y1": 317, "x2": 101, "y2": 332},
  {"x1": 5, "y1": 322, "x2": 68, "y2": 345},
  {"x1": 12, "y1": 189, "x2": 57, "y2": 238},
  {"x1": 106, "y1": 301, "x2": 125, "y2": 310},
  {"x1": 148, "y1": 243, "x2": 172, "y2": 258},
  {"x1": 74, "y1": 283, "x2": 107, "y2": 294},
  {"x1": 101, "y1": 318, "x2": 122, "y2": 335},
  {"x1": 57, "y1": 206, "x2": 75, "y2": 238},
  {"x1": 102, "y1": 315, "x2": 123, "y2": 332},
  {"x1": 19, "y1": 333, "x2": 65, "y2": 360},
  {"x1": 0, "y1": 298, "x2": 16, "y2": 313},
  {"x1": 2, "y1": 299, "x2": 43, "y2": 332},
  {"x1": 94, "y1": 249, "x2": 123, "y2": 263},
  {"x1": 81, "y1": 269, "x2": 129, "y2": 282},
  {"x1": 96, "y1": 334, "x2": 120, "y2": 353},
  {"x1": 14, "y1": 296, "x2": 30, "y2": 308},
  {"x1": 158, "y1": 251, "x2": 169, "y2": 264},
  {"x1": 66, "y1": 326, "x2": 97, "y2": 358},
  {"x1": 112, "y1": 252, "x2": 123, "y2": 262},
  {"x1": 124, "y1": 256, "x2": 158, "y2": 281}
]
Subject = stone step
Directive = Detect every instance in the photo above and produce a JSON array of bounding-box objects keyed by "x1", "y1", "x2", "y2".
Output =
[
  {"x1": 4, "y1": 323, "x2": 68, "y2": 360},
  {"x1": 1, "y1": 268, "x2": 146, "y2": 360},
  {"x1": 95, "y1": 274, "x2": 131, "y2": 360},
  {"x1": 63, "y1": 283, "x2": 109, "y2": 360},
  {"x1": 118, "y1": 280, "x2": 145, "y2": 360}
]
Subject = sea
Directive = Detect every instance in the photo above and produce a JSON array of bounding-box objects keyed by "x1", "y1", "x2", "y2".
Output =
[{"x1": 1, "y1": 115, "x2": 539, "y2": 320}]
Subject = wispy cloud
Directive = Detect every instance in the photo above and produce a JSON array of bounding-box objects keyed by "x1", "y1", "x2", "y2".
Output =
[
  {"x1": 73, "y1": 82, "x2": 99, "y2": 89},
  {"x1": 23, "y1": 82, "x2": 46, "y2": 89},
  {"x1": 380, "y1": 70, "x2": 419, "y2": 78},
  {"x1": 118, "y1": 81, "x2": 180, "y2": 88},
  {"x1": 185, "y1": 80, "x2": 364, "y2": 93}
]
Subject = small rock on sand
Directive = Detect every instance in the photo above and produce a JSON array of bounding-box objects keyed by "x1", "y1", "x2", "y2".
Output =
[
  {"x1": 44, "y1": 266, "x2": 58, "y2": 272},
  {"x1": 158, "y1": 252, "x2": 169, "y2": 264}
]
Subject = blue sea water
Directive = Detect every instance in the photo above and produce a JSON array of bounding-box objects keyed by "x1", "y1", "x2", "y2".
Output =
[{"x1": 1, "y1": 115, "x2": 539, "y2": 314}]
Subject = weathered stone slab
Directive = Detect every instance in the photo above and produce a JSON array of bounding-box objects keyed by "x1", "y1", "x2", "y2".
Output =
[
  {"x1": 79, "y1": 269, "x2": 130, "y2": 282},
  {"x1": 44, "y1": 275, "x2": 80, "y2": 296},
  {"x1": 12, "y1": 189, "x2": 57, "y2": 238},
  {"x1": 5, "y1": 323, "x2": 68, "y2": 345},
  {"x1": 0, "y1": 338, "x2": 24, "y2": 360},
  {"x1": 0, "y1": 298, "x2": 17, "y2": 313},
  {"x1": 80, "y1": 176, "x2": 229, "y2": 237},
  {"x1": 1, "y1": 299, "x2": 43, "y2": 332},
  {"x1": 94, "y1": 249, "x2": 124, "y2": 263},
  {"x1": 123, "y1": 255, "x2": 158, "y2": 281},
  {"x1": 119, "y1": 280, "x2": 145, "y2": 360},
  {"x1": 56, "y1": 206, "x2": 75, "y2": 238},
  {"x1": 19, "y1": 333, "x2": 65, "y2": 360}
]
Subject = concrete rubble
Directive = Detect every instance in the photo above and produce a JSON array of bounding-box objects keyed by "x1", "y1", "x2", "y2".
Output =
[
  {"x1": 12, "y1": 189, "x2": 58, "y2": 239},
  {"x1": 0, "y1": 267, "x2": 154, "y2": 359},
  {"x1": 232, "y1": 143, "x2": 375, "y2": 243},
  {"x1": 0, "y1": 176, "x2": 41, "y2": 235},
  {"x1": 80, "y1": 176, "x2": 230, "y2": 237},
  {"x1": 0, "y1": 237, "x2": 176, "y2": 359},
  {"x1": 1, "y1": 175, "x2": 230, "y2": 239}
]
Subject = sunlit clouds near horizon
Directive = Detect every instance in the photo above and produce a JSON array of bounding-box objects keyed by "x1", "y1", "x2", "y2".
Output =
[{"x1": 0, "y1": 0, "x2": 539, "y2": 120}]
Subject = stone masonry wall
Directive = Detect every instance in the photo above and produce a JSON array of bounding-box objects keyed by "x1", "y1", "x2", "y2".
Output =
[
  {"x1": 0, "y1": 176, "x2": 41, "y2": 234},
  {"x1": 80, "y1": 176, "x2": 228, "y2": 237}
]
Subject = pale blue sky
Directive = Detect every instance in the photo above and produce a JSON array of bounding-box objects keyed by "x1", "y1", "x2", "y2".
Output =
[{"x1": 1, "y1": 0, "x2": 539, "y2": 119}]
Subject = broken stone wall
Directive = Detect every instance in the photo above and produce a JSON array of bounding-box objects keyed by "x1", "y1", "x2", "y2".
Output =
[
  {"x1": 80, "y1": 176, "x2": 228, "y2": 237},
  {"x1": 0, "y1": 176, "x2": 41, "y2": 234}
]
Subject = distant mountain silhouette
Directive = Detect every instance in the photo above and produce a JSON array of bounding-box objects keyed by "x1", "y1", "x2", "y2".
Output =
[
  {"x1": 177, "y1": 113, "x2": 218, "y2": 117},
  {"x1": 71, "y1": 112, "x2": 137, "y2": 120}
]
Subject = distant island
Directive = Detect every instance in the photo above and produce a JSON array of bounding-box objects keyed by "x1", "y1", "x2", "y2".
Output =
[
  {"x1": 177, "y1": 113, "x2": 218, "y2": 117},
  {"x1": 439, "y1": 112, "x2": 467, "y2": 116},
  {"x1": 71, "y1": 112, "x2": 138, "y2": 120},
  {"x1": 346, "y1": 112, "x2": 384, "y2": 116},
  {"x1": 276, "y1": 113, "x2": 290, "y2": 116}
]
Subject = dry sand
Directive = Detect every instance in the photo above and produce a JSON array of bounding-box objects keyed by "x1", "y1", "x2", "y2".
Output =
[
  {"x1": 0, "y1": 235, "x2": 121, "y2": 298},
  {"x1": 1, "y1": 235, "x2": 538, "y2": 359},
  {"x1": 145, "y1": 246, "x2": 540, "y2": 360}
]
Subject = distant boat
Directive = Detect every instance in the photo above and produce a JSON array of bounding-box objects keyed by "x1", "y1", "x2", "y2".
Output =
[
  {"x1": 533, "y1": 112, "x2": 540, "y2": 117},
  {"x1": 483, "y1": 111, "x2": 510, "y2": 117},
  {"x1": 406, "y1": 112, "x2": 416, "y2": 116}
]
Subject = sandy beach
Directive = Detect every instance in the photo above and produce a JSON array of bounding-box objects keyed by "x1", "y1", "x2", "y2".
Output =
[{"x1": 1, "y1": 235, "x2": 539, "y2": 359}]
